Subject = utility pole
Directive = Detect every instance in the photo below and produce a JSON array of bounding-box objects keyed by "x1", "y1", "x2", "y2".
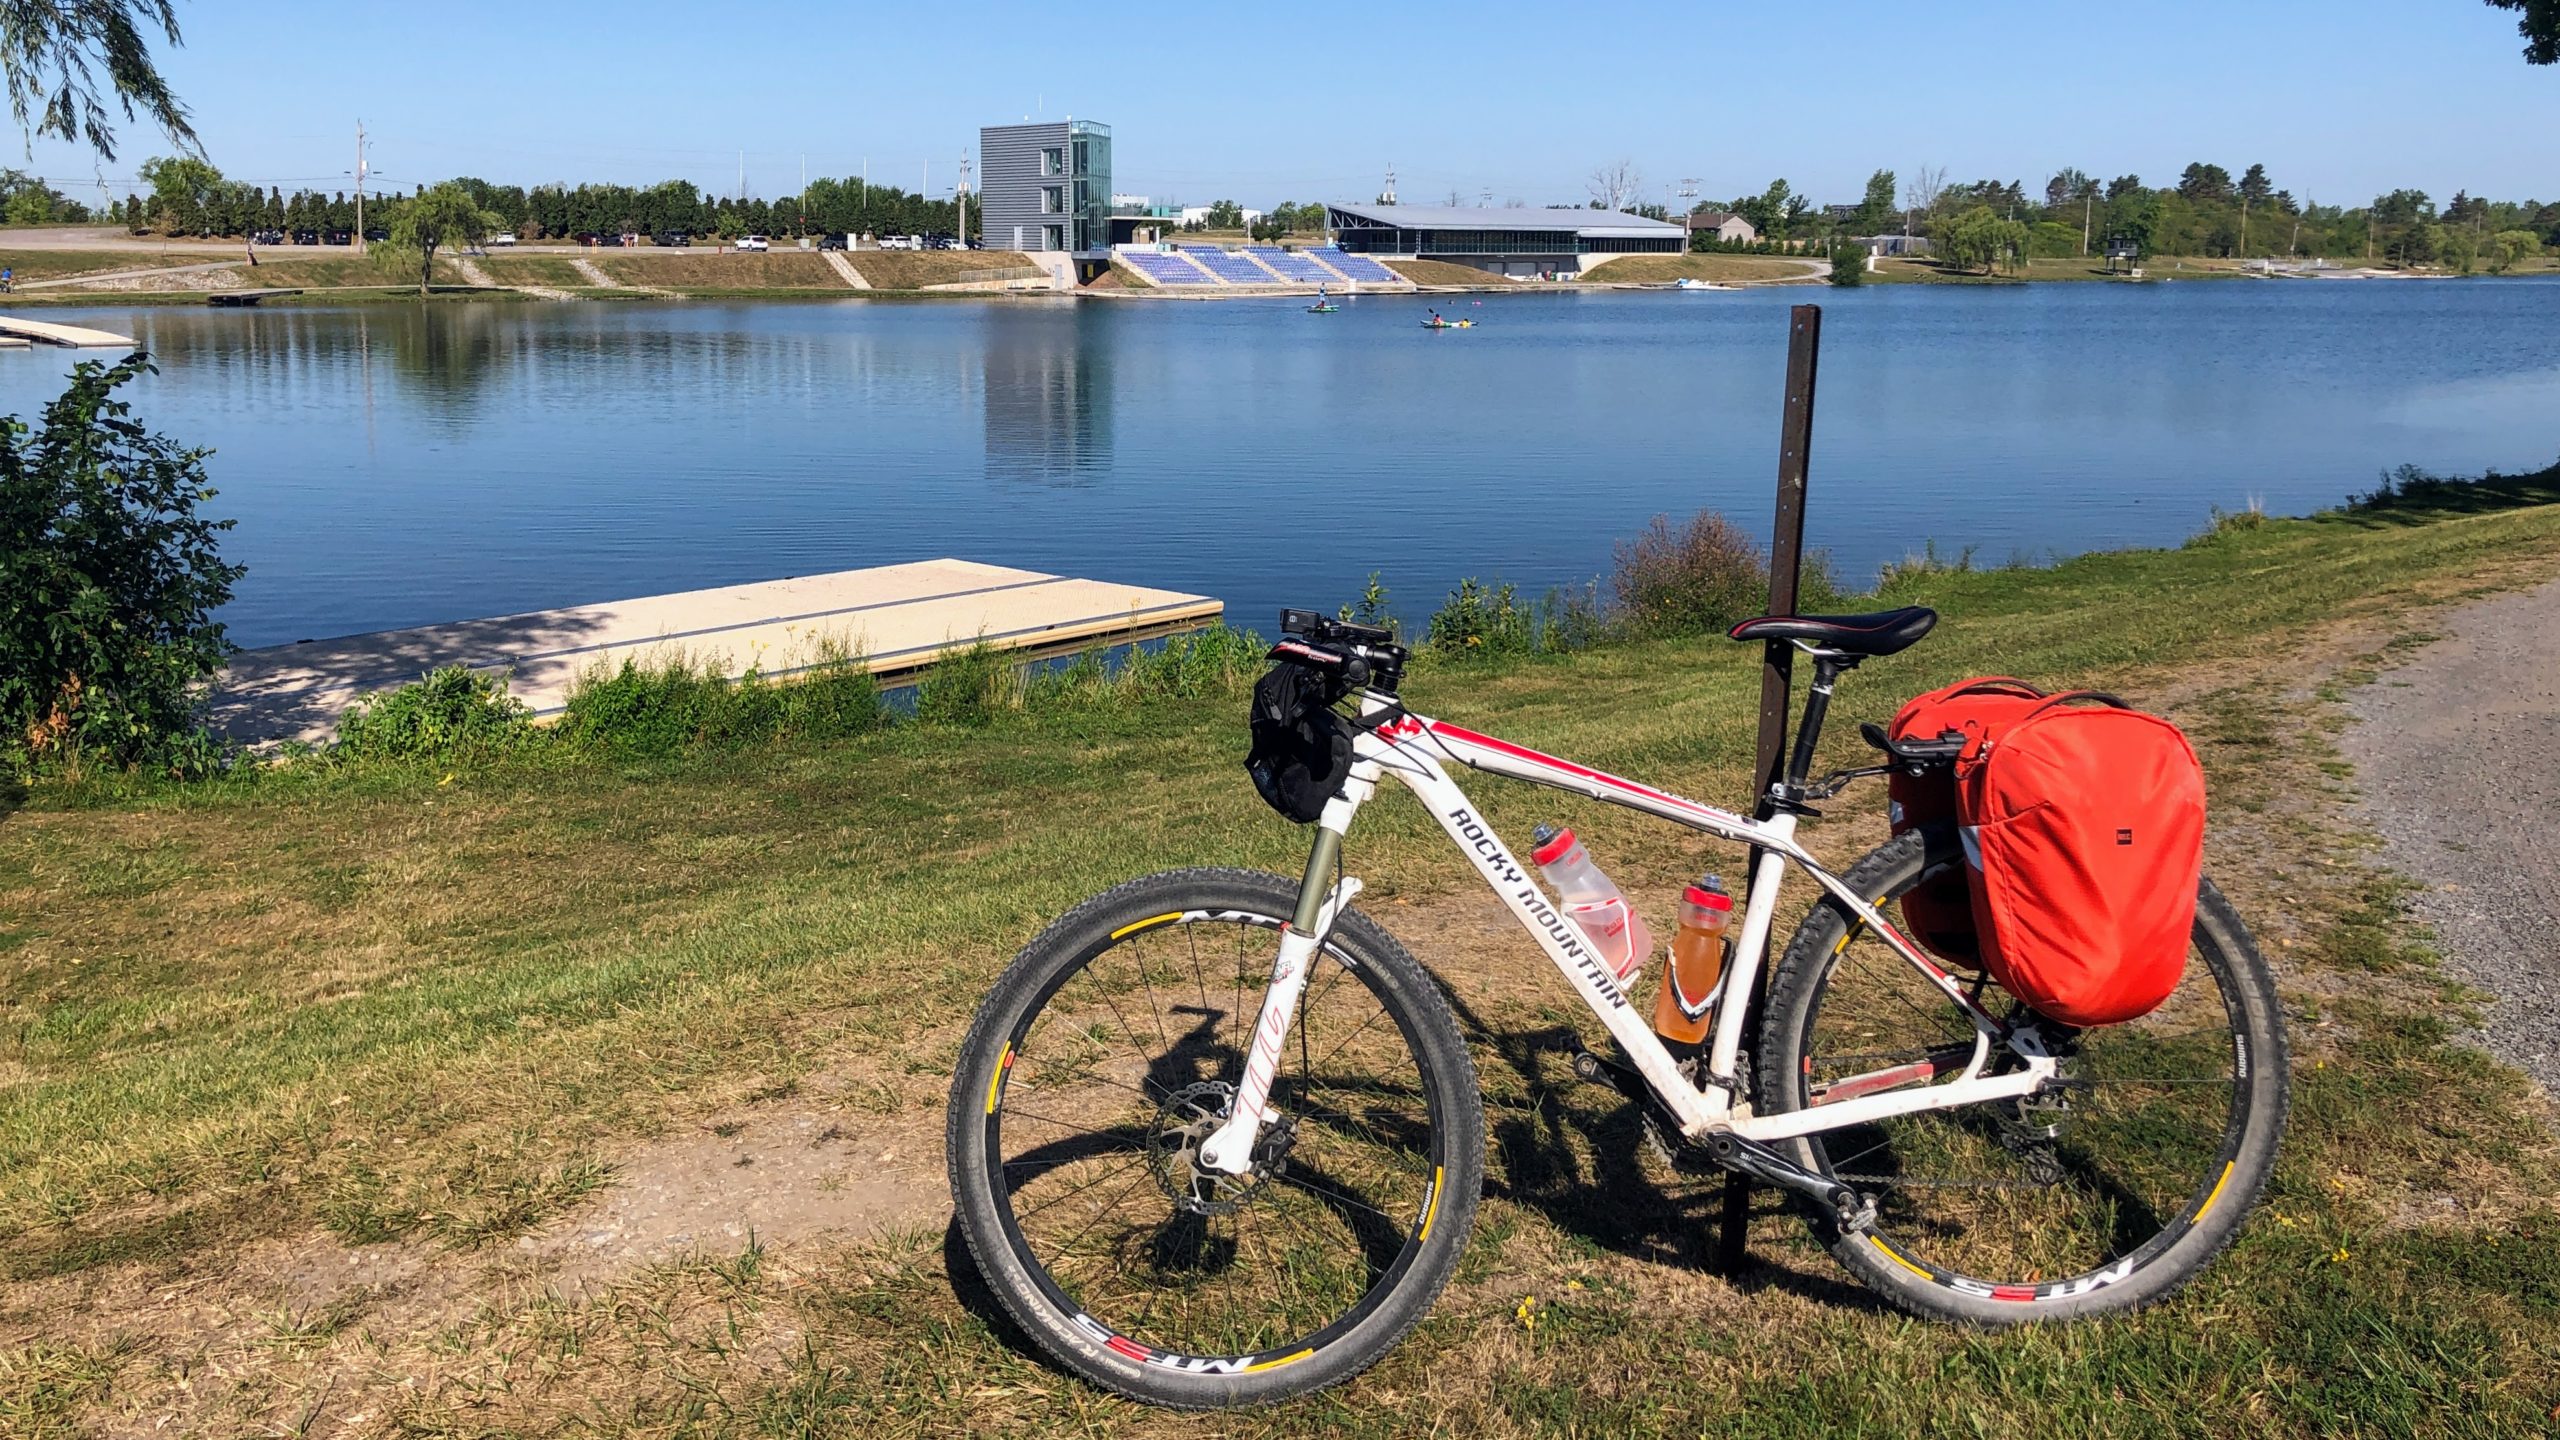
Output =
[
  {"x1": 352, "y1": 119, "x2": 371, "y2": 254},
  {"x1": 737, "y1": 151, "x2": 744, "y2": 204},
  {"x1": 800, "y1": 153, "x2": 806, "y2": 236},
  {"x1": 2082, "y1": 189, "x2": 2092, "y2": 256},
  {"x1": 1380, "y1": 164, "x2": 1397, "y2": 205}
]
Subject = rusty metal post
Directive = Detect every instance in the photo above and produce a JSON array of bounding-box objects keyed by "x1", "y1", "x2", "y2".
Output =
[{"x1": 1718, "y1": 303, "x2": 1821, "y2": 1275}]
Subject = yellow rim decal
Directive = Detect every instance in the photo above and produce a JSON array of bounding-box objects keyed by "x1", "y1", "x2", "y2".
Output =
[
  {"x1": 1244, "y1": 1348, "x2": 1314, "y2": 1372},
  {"x1": 2193, "y1": 1160, "x2": 2235, "y2": 1221},
  {"x1": 1110, "y1": 912, "x2": 1184, "y2": 940},
  {"x1": 1870, "y1": 1236, "x2": 1933, "y2": 1280},
  {"x1": 984, "y1": 1045, "x2": 1013, "y2": 1115},
  {"x1": 1418, "y1": 1166, "x2": 1445, "y2": 1241}
]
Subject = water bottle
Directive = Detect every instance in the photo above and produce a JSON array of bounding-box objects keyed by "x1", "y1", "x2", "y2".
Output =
[
  {"x1": 1652, "y1": 875, "x2": 1734, "y2": 1046},
  {"x1": 1529, "y1": 824, "x2": 1653, "y2": 989}
]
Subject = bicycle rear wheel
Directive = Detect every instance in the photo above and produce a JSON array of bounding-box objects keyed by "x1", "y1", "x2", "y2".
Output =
[
  {"x1": 1757, "y1": 825, "x2": 2288, "y2": 1322},
  {"x1": 947, "y1": 868, "x2": 1483, "y2": 1408}
]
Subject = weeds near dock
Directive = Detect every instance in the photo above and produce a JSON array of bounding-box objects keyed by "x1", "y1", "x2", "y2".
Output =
[
  {"x1": 560, "y1": 646, "x2": 886, "y2": 757},
  {"x1": 335, "y1": 666, "x2": 539, "y2": 761}
]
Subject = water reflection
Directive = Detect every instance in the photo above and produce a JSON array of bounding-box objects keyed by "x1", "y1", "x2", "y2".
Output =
[{"x1": 983, "y1": 305, "x2": 1112, "y2": 484}]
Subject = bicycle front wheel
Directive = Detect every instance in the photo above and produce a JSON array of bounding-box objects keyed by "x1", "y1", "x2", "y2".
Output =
[
  {"x1": 1758, "y1": 825, "x2": 2289, "y2": 1323},
  {"x1": 946, "y1": 867, "x2": 1483, "y2": 1408}
]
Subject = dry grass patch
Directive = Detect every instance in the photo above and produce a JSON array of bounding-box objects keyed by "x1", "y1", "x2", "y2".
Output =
[
  {"x1": 1577, "y1": 253, "x2": 1822, "y2": 284},
  {"x1": 1382, "y1": 258, "x2": 1520, "y2": 286},
  {"x1": 844, "y1": 249, "x2": 1041, "y2": 289},
  {"x1": 593, "y1": 251, "x2": 848, "y2": 290}
]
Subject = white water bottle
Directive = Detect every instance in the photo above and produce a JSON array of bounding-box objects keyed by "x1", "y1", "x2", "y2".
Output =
[{"x1": 1530, "y1": 824, "x2": 1654, "y2": 990}]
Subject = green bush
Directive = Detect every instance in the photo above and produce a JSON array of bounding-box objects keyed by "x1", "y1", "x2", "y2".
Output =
[
  {"x1": 1827, "y1": 238, "x2": 1866, "y2": 286},
  {"x1": 555, "y1": 651, "x2": 885, "y2": 757},
  {"x1": 1, "y1": 355, "x2": 243, "y2": 778},
  {"x1": 1119, "y1": 626, "x2": 1264, "y2": 699},
  {"x1": 1610, "y1": 509, "x2": 1839, "y2": 639},
  {"x1": 334, "y1": 666, "x2": 536, "y2": 761},
  {"x1": 2187, "y1": 498, "x2": 2269, "y2": 546},
  {"x1": 914, "y1": 642, "x2": 1011, "y2": 727},
  {"x1": 1424, "y1": 578, "x2": 1541, "y2": 659}
]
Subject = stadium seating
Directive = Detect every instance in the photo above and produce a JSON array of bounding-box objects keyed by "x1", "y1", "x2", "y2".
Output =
[
  {"x1": 1247, "y1": 246, "x2": 1341, "y2": 283},
  {"x1": 1121, "y1": 250, "x2": 1216, "y2": 285},
  {"x1": 1181, "y1": 248, "x2": 1278, "y2": 284},
  {"x1": 1307, "y1": 247, "x2": 1401, "y2": 283}
]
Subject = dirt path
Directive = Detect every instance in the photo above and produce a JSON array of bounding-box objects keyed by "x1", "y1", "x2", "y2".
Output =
[{"x1": 2345, "y1": 575, "x2": 2560, "y2": 1091}]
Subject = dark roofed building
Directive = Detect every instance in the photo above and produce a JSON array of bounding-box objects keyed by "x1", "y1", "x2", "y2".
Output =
[
  {"x1": 1323, "y1": 201, "x2": 1686, "y2": 278},
  {"x1": 1686, "y1": 210, "x2": 1758, "y2": 244}
]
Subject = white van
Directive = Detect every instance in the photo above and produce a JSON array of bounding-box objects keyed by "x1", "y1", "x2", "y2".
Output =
[{"x1": 737, "y1": 235, "x2": 770, "y2": 252}]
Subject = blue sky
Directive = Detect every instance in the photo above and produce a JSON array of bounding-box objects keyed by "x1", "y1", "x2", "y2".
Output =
[{"x1": 12, "y1": 0, "x2": 2555, "y2": 211}]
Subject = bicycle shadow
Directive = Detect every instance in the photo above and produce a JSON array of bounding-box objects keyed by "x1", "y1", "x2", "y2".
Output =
[{"x1": 1427, "y1": 973, "x2": 1890, "y2": 1316}]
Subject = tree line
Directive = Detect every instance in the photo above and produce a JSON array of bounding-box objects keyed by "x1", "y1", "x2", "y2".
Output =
[
  {"x1": 108, "y1": 158, "x2": 974, "y2": 241},
  {"x1": 1697, "y1": 164, "x2": 2558, "y2": 275}
]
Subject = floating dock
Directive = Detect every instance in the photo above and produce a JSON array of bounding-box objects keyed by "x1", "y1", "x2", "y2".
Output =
[
  {"x1": 0, "y1": 314, "x2": 136, "y2": 347},
  {"x1": 204, "y1": 559, "x2": 1224, "y2": 745}
]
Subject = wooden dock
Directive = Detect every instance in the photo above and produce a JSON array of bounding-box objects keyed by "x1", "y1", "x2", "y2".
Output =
[
  {"x1": 207, "y1": 289, "x2": 304, "y2": 307},
  {"x1": 0, "y1": 314, "x2": 136, "y2": 347},
  {"x1": 204, "y1": 559, "x2": 1224, "y2": 745}
]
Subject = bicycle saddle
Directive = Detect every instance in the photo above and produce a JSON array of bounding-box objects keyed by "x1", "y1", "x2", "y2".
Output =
[{"x1": 1727, "y1": 606, "x2": 1938, "y2": 658}]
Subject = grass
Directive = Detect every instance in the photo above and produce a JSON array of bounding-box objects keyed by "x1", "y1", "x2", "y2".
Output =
[
  {"x1": 591, "y1": 251, "x2": 852, "y2": 290},
  {"x1": 474, "y1": 254, "x2": 594, "y2": 290},
  {"x1": 1576, "y1": 253, "x2": 1824, "y2": 284},
  {"x1": 842, "y1": 248, "x2": 1041, "y2": 290},
  {"x1": 0, "y1": 249, "x2": 212, "y2": 282},
  {"x1": 6, "y1": 474, "x2": 2560, "y2": 1433}
]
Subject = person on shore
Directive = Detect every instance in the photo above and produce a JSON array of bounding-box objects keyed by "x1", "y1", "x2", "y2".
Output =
[{"x1": 2, "y1": 266, "x2": 12, "y2": 293}]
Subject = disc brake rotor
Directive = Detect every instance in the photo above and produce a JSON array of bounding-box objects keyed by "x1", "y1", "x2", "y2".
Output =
[{"x1": 1146, "y1": 1081, "x2": 1297, "y2": 1216}]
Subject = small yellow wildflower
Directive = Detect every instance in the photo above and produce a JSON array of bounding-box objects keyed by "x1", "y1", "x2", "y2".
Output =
[
  {"x1": 2328, "y1": 1246, "x2": 2351, "y2": 1264},
  {"x1": 1514, "y1": 1296, "x2": 1540, "y2": 1331},
  {"x1": 1565, "y1": 1279, "x2": 1585, "y2": 1292}
]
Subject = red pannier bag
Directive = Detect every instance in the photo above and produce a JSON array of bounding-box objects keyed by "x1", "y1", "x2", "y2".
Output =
[
  {"x1": 1956, "y1": 692, "x2": 2206, "y2": 1027},
  {"x1": 1885, "y1": 678, "x2": 2049, "y2": 966}
]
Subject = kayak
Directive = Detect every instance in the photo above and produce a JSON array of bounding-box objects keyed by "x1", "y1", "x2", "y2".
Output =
[
  {"x1": 1307, "y1": 302, "x2": 1339, "y2": 313},
  {"x1": 1421, "y1": 318, "x2": 1474, "y2": 329}
]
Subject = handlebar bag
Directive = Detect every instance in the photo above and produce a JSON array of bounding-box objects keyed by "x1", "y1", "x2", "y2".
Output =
[
  {"x1": 1885, "y1": 677, "x2": 2048, "y2": 966},
  {"x1": 1246, "y1": 663, "x2": 1352, "y2": 824},
  {"x1": 1956, "y1": 693, "x2": 2205, "y2": 1027}
]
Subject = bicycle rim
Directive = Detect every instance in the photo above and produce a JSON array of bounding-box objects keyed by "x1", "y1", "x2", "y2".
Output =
[
  {"x1": 1786, "y1": 860, "x2": 2262, "y2": 1297},
  {"x1": 978, "y1": 906, "x2": 1454, "y2": 1370}
]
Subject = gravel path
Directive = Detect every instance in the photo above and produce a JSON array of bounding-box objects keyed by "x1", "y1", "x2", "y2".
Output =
[{"x1": 2344, "y1": 576, "x2": 2560, "y2": 1090}]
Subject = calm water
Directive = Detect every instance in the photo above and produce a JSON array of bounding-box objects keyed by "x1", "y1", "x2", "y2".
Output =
[{"x1": 7, "y1": 280, "x2": 2557, "y2": 649}]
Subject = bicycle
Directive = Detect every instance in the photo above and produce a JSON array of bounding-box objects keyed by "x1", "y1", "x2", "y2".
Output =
[{"x1": 946, "y1": 606, "x2": 2289, "y2": 1409}]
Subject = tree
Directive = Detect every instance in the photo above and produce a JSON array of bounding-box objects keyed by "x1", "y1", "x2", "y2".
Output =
[
  {"x1": 1902, "y1": 165, "x2": 1947, "y2": 228},
  {"x1": 1734, "y1": 179, "x2": 1794, "y2": 239},
  {"x1": 2489, "y1": 229, "x2": 2542, "y2": 272},
  {"x1": 1202, "y1": 198, "x2": 1243, "y2": 230},
  {"x1": 1587, "y1": 160, "x2": 1640, "y2": 212},
  {"x1": 137, "y1": 153, "x2": 219, "y2": 234},
  {"x1": 383, "y1": 181, "x2": 497, "y2": 295},
  {"x1": 2106, "y1": 173, "x2": 2144, "y2": 201},
  {"x1": 2177, "y1": 163, "x2": 2233, "y2": 203},
  {"x1": 2237, "y1": 164, "x2": 2273, "y2": 206},
  {"x1": 2485, "y1": 0, "x2": 2558, "y2": 63},
  {"x1": 1827, "y1": 237, "x2": 1865, "y2": 286},
  {"x1": 1939, "y1": 204, "x2": 2029, "y2": 274},
  {"x1": 1, "y1": 354, "x2": 241, "y2": 777},
  {"x1": 1, "y1": 0, "x2": 195, "y2": 161},
  {"x1": 1857, "y1": 168, "x2": 1897, "y2": 232}
]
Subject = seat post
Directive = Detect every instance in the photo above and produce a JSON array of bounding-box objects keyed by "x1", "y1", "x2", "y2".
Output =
[{"x1": 1782, "y1": 651, "x2": 1852, "y2": 799}]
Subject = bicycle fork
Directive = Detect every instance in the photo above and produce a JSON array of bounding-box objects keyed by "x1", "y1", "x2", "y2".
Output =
[{"x1": 1196, "y1": 769, "x2": 1375, "y2": 1176}]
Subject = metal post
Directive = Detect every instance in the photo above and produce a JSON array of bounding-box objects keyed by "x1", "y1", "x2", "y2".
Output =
[{"x1": 1718, "y1": 304, "x2": 1821, "y2": 1276}]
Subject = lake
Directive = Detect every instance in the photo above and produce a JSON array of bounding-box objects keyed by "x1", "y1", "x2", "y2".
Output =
[{"x1": 6, "y1": 279, "x2": 2557, "y2": 649}]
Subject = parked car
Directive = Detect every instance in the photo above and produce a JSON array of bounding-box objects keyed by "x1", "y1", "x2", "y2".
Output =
[
  {"x1": 251, "y1": 229, "x2": 284, "y2": 246},
  {"x1": 484, "y1": 232, "x2": 517, "y2": 247},
  {"x1": 292, "y1": 228, "x2": 319, "y2": 246},
  {"x1": 817, "y1": 233, "x2": 848, "y2": 251},
  {"x1": 652, "y1": 232, "x2": 691, "y2": 249},
  {"x1": 362, "y1": 226, "x2": 388, "y2": 243},
  {"x1": 325, "y1": 228, "x2": 353, "y2": 246},
  {"x1": 736, "y1": 234, "x2": 770, "y2": 252}
]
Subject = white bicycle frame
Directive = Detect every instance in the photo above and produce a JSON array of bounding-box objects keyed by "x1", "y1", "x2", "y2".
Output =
[{"x1": 1197, "y1": 690, "x2": 2060, "y2": 1174}]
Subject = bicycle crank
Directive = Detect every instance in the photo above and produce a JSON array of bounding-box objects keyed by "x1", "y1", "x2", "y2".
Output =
[{"x1": 1568, "y1": 1047, "x2": 1873, "y2": 1231}]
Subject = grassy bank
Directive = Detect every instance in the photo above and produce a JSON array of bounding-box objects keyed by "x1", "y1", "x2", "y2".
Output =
[
  {"x1": 6, "y1": 471, "x2": 2560, "y2": 1434},
  {"x1": 1577, "y1": 254, "x2": 1825, "y2": 284}
]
